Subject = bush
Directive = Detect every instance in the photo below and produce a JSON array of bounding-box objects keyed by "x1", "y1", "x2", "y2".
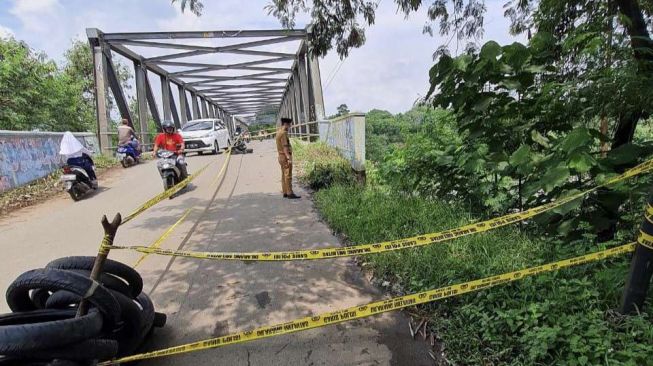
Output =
[
  {"x1": 293, "y1": 141, "x2": 355, "y2": 190},
  {"x1": 313, "y1": 184, "x2": 653, "y2": 365}
]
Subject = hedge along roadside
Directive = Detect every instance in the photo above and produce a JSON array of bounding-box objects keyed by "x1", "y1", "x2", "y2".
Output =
[
  {"x1": 98, "y1": 242, "x2": 636, "y2": 365},
  {"x1": 120, "y1": 135, "x2": 242, "y2": 225},
  {"x1": 105, "y1": 159, "x2": 653, "y2": 261}
]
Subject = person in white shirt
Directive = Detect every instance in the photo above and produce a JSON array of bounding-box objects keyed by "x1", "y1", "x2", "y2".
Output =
[{"x1": 59, "y1": 131, "x2": 97, "y2": 187}]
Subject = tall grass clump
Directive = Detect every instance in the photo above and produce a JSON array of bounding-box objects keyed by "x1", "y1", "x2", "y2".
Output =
[{"x1": 292, "y1": 140, "x2": 355, "y2": 190}]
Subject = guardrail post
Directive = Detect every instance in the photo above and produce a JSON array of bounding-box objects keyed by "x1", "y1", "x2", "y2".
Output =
[{"x1": 620, "y1": 196, "x2": 653, "y2": 314}]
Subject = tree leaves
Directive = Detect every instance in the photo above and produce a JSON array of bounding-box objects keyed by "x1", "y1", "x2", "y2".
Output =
[{"x1": 560, "y1": 128, "x2": 593, "y2": 153}]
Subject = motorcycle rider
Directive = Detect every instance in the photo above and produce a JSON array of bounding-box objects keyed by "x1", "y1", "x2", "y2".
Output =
[
  {"x1": 59, "y1": 131, "x2": 98, "y2": 188},
  {"x1": 153, "y1": 120, "x2": 188, "y2": 180},
  {"x1": 117, "y1": 118, "x2": 140, "y2": 152}
]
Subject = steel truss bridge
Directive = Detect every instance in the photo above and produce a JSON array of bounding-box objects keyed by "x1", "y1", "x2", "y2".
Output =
[{"x1": 87, "y1": 27, "x2": 325, "y2": 152}]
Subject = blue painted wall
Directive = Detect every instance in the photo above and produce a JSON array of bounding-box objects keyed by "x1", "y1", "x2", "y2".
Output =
[{"x1": 0, "y1": 131, "x2": 99, "y2": 192}]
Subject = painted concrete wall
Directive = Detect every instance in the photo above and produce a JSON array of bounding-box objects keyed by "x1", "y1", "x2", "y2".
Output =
[
  {"x1": 0, "y1": 131, "x2": 99, "y2": 192},
  {"x1": 319, "y1": 113, "x2": 366, "y2": 171}
]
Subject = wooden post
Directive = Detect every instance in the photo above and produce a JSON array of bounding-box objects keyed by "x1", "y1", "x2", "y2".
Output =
[{"x1": 76, "y1": 213, "x2": 122, "y2": 317}]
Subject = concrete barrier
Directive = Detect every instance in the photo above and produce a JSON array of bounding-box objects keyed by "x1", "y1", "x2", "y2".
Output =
[
  {"x1": 0, "y1": 131, "x2": 99, "y2": 192},
  {"x1": 318, "y1": 113, "x2": 366, "y2": 172}
]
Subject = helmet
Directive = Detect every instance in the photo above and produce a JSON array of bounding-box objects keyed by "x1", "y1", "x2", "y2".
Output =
[{"x1": 162, "y1": 120, "x2": 175, "y2": 134}]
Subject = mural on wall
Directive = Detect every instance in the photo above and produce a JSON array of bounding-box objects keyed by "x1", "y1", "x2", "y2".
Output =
[{"x1": 0, "y1": 132, "x2": 99, "y2": 192}]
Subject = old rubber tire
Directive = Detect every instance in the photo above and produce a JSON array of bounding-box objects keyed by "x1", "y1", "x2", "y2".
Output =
[
  {"x1": 32, "y1": 270, "x2": 130, "y2": 310},
  {"x1": 29, "y1": 289, "x2": 51, "y2": 309},
  {"x1": 110, "y1": 291, "x2": 146, "y2": 355},
  {"x1": 153, "y1": 312, "x2": 167, "y2": 328},
  {"x1": 46, "y1": 256, "x2": 142, "y2": 298},
  {"x1": 0, "y1": 309, "x2": 102, "y2": 354},
  {"x1": 0, "y1": 357, "x2": 79, "y2": 365},
  {"x1": 212, "y1": 140, "x2": 219, "y2": 154},
  {"x1": 135, "y1": 293, "x2": 155, "y2": 334},
  {"x1": 43, "y1": 290, "x2": 79, "y2": 309},
  {"x1": 6, "y1": 269, "x2": 121, "y2": 327},
  {"x1": 23, "y1": 338, "x2": 118, "y2": 361}
]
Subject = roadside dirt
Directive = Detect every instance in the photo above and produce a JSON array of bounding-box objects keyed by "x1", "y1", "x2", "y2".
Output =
[{"x1": 0, "y1": 164, "x2": 121, "y2": 218}]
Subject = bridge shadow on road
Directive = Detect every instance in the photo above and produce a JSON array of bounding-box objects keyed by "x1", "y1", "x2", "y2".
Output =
[
  {"x1": 117, "y1": 143, "x2": 432, "y2": 365},
  {"x1": 135, "y1": 191, "x2": 432, "y2": 365}
]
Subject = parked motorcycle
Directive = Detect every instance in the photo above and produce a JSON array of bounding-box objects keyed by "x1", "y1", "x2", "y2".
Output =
[
  {"x1": 156, "y1": 149, "x2": 186, "y2": 191},
  {"x1": 231, "y1": 132, "x2": 253, "y2": 154},
  {"x1": 60, "y1": 165, "x2": 97, "y2": 201},
  {"x1": 116, "y1": 140, "x2": 141, "y2": 168}
]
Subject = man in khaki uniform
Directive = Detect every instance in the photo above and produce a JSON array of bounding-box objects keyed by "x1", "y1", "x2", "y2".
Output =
[{"x1": 276, "y1": 118, "x2": 300, "y2": 199}]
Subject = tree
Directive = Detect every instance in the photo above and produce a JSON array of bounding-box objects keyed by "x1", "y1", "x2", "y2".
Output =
[
  {"x1": 0, "y1": 37, "x2": 89, "y2": 131},
  {"x1": 171, "y1": 0, "x2": 203, "y2": 16},
  {"x1": 63, "y1": 40, "x2": 132, "y2": 130}
]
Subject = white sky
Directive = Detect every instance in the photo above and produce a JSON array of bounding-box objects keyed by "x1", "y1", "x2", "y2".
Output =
[{"x1": 0, "y1": 0, "x2": 524, "y2": 115}]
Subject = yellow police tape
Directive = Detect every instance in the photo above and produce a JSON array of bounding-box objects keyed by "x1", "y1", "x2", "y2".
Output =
[
  {"x1": 254, "y1": 121, "x2": 319, "y2": 139},
  {"x1": 121, "y1": 162, "x2": 211, "y2": 225},
  {"x1": 98, "y1": 242, "x2": 635, "y2": 365},
  {"x1": 106, "y1": 159, "x2": 653, "y2": 261},
  {"x1": 120, "y1": 136, "x2": 243, "y2": 225},
  {"x1": 636, "y1": 229, "x2": 653, "y2": 250},
  {"x1": 133, "y1": 208, "x2": 192, "y2": 268}
]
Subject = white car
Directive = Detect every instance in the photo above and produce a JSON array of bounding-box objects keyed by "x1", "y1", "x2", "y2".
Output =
[{"x1": 179, "y1": 119, "x2": 230, "y2": 155}]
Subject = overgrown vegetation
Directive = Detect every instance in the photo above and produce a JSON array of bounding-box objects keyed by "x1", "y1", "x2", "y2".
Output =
[
  {"x1": 292, "y1": 140, "x2": 354, "y2": 190},
  {"x1": 295, "y1": 108, "x2": 653, "y2": 363},
  {"x1": 0, "y1": 38, "x2": 132, "y2": 133}
]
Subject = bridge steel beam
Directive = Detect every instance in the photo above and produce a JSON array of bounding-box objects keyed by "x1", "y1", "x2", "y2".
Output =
[
  {"x1": 178, "y1": 85, "x2": 188, "y2": 124},
  {"x1": 190, "y1": 92, "x2": 200, "y2": 120},
  {"x1": 89, "y1": 42, "x2": 110, "y2": 155},
  {"x1": 297, "y1": 50, "x2": 311, "y2": 136},
  {"x1": 104, "y1": 51, "x2": 133, "y2": 131},
  {"x1": 134, "y1": 61, "x2": 151, "y2": 146},
  {"x1": 160, "y1": 75, "x2": 172, "y2": 122},
  {"x1": 87, "y1": 27, "x2": 322, "y2": 129},
  {"x1": 168, "y1": 83, "x2": 181, "y2": 128},
  {"x1": 201, "y1": 98, "x2": 209, "y2": 118}
]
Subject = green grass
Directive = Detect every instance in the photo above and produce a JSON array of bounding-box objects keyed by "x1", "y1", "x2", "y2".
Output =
[{"x1": 314, "y1": 185, "x2": 653, "y2": 365}]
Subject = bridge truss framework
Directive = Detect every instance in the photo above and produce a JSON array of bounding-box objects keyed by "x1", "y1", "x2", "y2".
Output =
[{"x1": 87, "y1": 27, "x2": 325, "y2": 152}]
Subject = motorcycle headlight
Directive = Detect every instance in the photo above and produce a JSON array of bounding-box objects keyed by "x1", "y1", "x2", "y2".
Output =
[{"x1": 163, "y1": 163, "x2": 173, "y2": 169}]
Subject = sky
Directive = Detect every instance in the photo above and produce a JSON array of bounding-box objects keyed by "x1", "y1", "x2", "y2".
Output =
[{"x1": 0, "y1": 0, "x2": 524, "y2": 116}]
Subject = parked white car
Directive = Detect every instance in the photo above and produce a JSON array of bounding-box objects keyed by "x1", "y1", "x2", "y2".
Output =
[{"x1": 179, "y1": 119, "x2": 230, "y2": 155}]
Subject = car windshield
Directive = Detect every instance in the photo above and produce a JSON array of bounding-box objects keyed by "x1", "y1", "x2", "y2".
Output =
[{"x1": 182, "y1": 121, "x2": 213, "y2": 131}]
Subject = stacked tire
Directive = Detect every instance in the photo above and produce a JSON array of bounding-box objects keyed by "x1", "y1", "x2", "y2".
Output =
[{"x1": 0, "y1": 256, "x2": 165, "y2": 365}]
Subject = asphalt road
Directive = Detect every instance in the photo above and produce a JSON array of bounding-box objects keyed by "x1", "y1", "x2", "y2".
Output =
[{"x1": 0, "y1": 140, "x2": 431, "y2": 366}]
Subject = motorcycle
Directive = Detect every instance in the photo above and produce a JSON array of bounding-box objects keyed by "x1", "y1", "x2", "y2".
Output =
[
  {"x1": 116, "y1": 140, "x2": 141, "y2": 168},
  {"x1": 156, "y1": 149, "x2": 186, "y2": 191},
  {"x1": 60, "y1": 164, "x2": 97, "y2": 201}
]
